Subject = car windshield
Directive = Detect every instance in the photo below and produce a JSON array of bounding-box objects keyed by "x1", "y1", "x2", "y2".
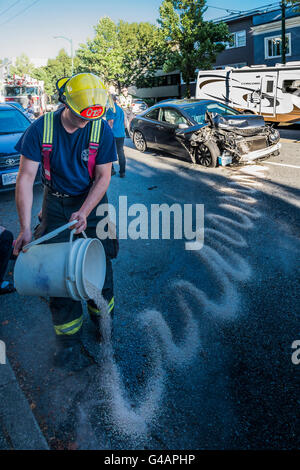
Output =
[
  {"x1": 0, "y1": 109, "x2": 30, "y2": 134},
  {"x1": 182, "y1": 102, "x2": 239, "y2": 125}
]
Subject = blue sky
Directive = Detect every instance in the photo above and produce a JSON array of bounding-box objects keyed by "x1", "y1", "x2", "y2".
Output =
[{"x1": 0, "y1": 0, "x2": 280, "y2": 60}]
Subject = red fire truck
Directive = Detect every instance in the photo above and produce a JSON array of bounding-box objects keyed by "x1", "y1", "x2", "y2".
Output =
[{"x1": 3, "y1": 74, "x2": 45, "y2": 116}]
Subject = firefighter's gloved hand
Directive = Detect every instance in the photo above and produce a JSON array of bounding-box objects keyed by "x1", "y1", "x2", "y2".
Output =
[
  {"x1": 13, "y1": 228, "x2": 32, "y2": 256},
  {"x1": 69, "y1": 211, "x2": 87, "y2": 234}
]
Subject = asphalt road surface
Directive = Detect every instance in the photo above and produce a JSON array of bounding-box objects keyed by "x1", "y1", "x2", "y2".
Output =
[{"x1": 0, "y1": 129, "x2": 299, "y2": 450}]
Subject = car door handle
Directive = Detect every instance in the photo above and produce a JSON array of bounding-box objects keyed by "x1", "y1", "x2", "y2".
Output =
[{"x1": 156, "y1": 124, "x2": 164, "y2": 130}]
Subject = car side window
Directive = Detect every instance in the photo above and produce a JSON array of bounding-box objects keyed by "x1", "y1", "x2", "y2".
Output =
[
  {"x1": 159, "y1": 108, "x2": 188, "y2": 126},
  {"x1": 145, "y1": 108, "x2": 160, "y2": 121}
]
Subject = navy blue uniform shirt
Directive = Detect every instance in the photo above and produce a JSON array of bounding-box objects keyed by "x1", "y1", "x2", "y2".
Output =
[{"x1": 15, "y1": 108, "x2": 117, "y2": 196}]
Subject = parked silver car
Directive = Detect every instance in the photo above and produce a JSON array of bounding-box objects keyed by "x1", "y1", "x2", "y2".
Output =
[{"x1": 131, "y1": 99, "x2": 148, "y2": 114}]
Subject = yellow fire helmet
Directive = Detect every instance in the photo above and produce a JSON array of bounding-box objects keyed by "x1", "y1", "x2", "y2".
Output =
[{"x1": 56, "y1": 73, "x2": 109, "y2": 120}]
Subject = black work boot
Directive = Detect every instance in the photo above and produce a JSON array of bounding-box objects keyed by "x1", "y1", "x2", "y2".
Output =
[{"x1": 53, "y1": 339, "x2": 93, "y2": 372}]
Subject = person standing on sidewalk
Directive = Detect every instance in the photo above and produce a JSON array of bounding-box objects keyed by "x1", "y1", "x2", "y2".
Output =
[
  {"x1": 13, "y1": 73, "x2": 118, "y2": 371},
  {"x1": 119, "y1": 87, "x2": 133, "y2": 135},
  {"x1": 106, "y1": 95, "x2": 126, "y2": 178}
]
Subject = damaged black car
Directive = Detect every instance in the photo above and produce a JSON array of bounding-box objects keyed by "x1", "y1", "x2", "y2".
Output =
[{"x1": 130, "y1": 99, "x2": 281, "y2": 167}]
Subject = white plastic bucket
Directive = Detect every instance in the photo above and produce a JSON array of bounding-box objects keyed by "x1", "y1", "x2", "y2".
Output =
[{"x1": 14, "y1": 224, "x2": 106, "y2": 301}]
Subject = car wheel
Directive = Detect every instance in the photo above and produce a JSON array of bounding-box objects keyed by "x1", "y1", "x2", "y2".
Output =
[
  {"x1": 133, "y1": 131, "x2": 147, "y2": 152},
  {"x1": 197, "y1": 141, "x2": 219, "y2": 168}
]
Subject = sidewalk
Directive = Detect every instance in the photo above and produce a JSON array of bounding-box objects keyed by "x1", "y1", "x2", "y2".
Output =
[{"x1": 0, "y1": 359, "x2": 49, "y2": 450}]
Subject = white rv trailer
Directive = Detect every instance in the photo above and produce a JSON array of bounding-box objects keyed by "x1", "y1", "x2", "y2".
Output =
[{"x1": 196, "y1": 63, "x2": 300, "y2": 124}]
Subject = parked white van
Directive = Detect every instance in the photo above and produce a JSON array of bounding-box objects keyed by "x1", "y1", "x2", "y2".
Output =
[{"x1": 196, "y1": 63, "x2": 300, "y2": 124}]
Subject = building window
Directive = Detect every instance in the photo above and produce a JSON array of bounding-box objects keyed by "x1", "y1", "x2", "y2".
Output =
[
  {"x1": 226, "y1": 30, "x2": 246, "y2": 49},
  {"x1": 264, "y1": 33, "x2": 291, "y2": 59},
  {"x1": 136, "y1": 73, "x2": 180, "y2": 89}
]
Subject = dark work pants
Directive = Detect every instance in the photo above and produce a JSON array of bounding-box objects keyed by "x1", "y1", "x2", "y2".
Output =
[
  {"x1": 36, "y1": 188, "x2": 114, "y2": 345},
  {"x1": 115, "y1": 137, "x2": 126, "y2": 174},
  {"x1": 0, "y1": 230, "x2": 13, "y2": 282}
]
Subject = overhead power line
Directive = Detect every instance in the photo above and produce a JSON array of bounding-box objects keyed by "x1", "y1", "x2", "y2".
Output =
[
  {"x1": 207, "y1": 2, "x2": 282, "y2": 17},
  {"x1": 0, "y1": 0, "x2": 41, "y2": 27},
  {"x1": 0, "y1": 0, "x2": 22, "y2": 17},
  {"x1": 207, "y1": 5, "x2": 243, "y2": 14}
]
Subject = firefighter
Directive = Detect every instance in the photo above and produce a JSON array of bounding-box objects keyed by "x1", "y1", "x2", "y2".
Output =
[{"x1": 14, "y1": 73, "x2": 118, "y2": 371}]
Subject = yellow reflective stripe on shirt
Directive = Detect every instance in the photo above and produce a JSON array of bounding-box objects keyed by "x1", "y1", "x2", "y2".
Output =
[
  {"x1": 43, "y1": 112, "x2": 101, "y2": 146},
  {"x1": 54, "y1": 315, "x2": 83, "y2": 336},
  {"x1": 43, "y1": 112, "x2": 54, "y2": 144},
  {"x1": 49, "y1": 111, "x2": 54, "y2": 143},
  {"x1": 90, "y1": 119, "x2": 102, "y2": 144},
  {"x1": 43, "y1": 112, "x2": 49, "y2": 143}
]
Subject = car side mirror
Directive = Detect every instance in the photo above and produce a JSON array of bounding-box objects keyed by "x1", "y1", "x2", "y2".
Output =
[{"x1": 178, "y1": 123, "x2": 189, "y2": 129}]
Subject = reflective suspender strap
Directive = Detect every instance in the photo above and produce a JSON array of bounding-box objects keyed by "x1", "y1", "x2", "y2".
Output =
[
  {"x1": 42, "y1": 112, "x2": 54, "y2": 181},
  {"x1": 88, "y1": 119, "x2": 102, "y2": 179}
]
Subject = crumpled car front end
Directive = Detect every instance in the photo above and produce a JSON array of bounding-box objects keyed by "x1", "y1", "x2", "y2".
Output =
[{"x1": 176, "y1": 112, "x2": 281, "y2": 165}]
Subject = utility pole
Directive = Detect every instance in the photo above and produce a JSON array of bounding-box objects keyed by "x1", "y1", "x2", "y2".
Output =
[
  {"x1": 53, "y1": 36, "x2": 74, "y2": 76},
  {"x1": 281, "y1": 0, "x2": 286, "y2": 64}
]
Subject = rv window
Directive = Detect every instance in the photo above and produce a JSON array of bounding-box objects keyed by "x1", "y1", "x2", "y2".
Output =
[
  {"x1": 266, "y1": 81, "x2": 274, "y2": 93},
  {"x1": 283, "y1": 80, "x2": 300, "y2": 94}
]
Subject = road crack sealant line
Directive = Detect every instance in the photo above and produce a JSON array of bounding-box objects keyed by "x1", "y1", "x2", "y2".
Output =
[{"x1": 77, "y1": 165, "x2": 268, "y2": 445}]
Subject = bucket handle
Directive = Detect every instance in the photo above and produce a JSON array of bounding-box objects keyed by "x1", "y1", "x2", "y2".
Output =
[
  {"x1": 23, "y1": 220, "x2": 79, "y2": 251},
  {"x1": 69, "y1": 228, "x2": 88, "y2": 244}
]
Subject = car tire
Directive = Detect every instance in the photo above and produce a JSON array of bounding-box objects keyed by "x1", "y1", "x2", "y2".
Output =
[
  {"x1": 197, "y1": 141, "x2": 219, "y2": 168},
  {"x1": 133, "y1": 131, "x2": 147, "y2": 153}
]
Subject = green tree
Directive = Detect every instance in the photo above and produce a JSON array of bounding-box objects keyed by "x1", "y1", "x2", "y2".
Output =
[
  {"x1": 158, "y1": 0, "x2": 230, "y2": 97},
  {"x1": 117, "y1": 21, "x2": 167, "y2": 88},
  {"x1": 32, "y1": 48, "x2": 73, "y2": 96},
  {"x1": 10, "y1": 53, "x2": 34, "y2": 77},
  {"x1": 76, "y1": 17, "x2": 124, "y2": 84}
]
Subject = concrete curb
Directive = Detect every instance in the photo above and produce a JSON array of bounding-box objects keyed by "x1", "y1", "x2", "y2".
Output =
[{"x1": 0, "y1": 359, "x2": 49, "y2": 450}]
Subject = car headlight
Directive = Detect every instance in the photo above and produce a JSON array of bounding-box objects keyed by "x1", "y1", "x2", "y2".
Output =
[{"x1": 269, "y1": 128, "x2": 280, "y2": 142}]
